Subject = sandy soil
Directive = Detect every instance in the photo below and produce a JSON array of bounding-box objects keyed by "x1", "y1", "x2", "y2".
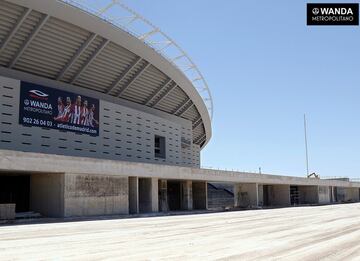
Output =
[{"x1": 1, "y1": 203, "x2": 360, "y2": 260}]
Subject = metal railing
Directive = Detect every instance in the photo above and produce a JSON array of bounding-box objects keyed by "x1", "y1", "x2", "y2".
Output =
[{"x1": 58, "y1": 0, "x2": 214, "y2": 121}]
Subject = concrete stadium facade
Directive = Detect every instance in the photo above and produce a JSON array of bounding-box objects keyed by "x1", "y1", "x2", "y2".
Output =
[{"x1": 0, "y1": 0, "x2": 359, "y2": 219}]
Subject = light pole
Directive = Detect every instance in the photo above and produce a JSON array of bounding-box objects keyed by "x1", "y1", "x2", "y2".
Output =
[{"x1": 304, "y1": 114, "x2": 310, "y2": 177}]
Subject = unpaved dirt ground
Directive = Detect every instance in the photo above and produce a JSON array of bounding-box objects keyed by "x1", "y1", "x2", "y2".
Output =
[{"x1": 1, "y1": 203, "x2": 360, "y2": 260}]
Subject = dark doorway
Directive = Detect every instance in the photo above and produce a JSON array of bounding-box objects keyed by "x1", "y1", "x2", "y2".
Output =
[
  {"x1": 0, "y1": 175, "x2": 30, "y2": 212},
  {"x1": 334, "y1": 187, "x2": 338, "y2": 202},
  {"x1": 263, "y1": 185, "x2": 270, "y2": 206},
  {"x1": 290, "y1": 186, "x2": 300, "y2": 205},
  {"x1": 167, "y1": 181, "x2": 181, "y2": 211},
  {"x1": 138, "y1": 178, "x2": 152, "y2": 213}
]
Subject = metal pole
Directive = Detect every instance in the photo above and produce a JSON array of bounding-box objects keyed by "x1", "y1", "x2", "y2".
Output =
[{"x1": 304, "y1": 114, "x2": 309, "y2": 177}]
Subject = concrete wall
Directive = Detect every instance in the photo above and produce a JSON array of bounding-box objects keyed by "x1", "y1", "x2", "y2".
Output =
[
  {"x1": 30, "y1": 173, "x2": 64, "y2": 217},
  {"x1": 3, "y1": 150, "x2": 360, "y2": 190},
  {"x1": 0, "y1": 76, "x2": 197, "y2": 168},
  {"x1": 318, "y1": 186, "x2": 331, "y2": 204},
  {"x1": 298, "y1": 186, "x2": 319, "y2": 205},
  {"x1": 335, "y1": 187, "x2": 346, "y2": 202},
  {"x1": 234, "y1": 183, "x2": 258, "y2": 208},
  {"x1": 0, "y1": 204, "x2": 15, "y2": 220},
  {"x1": 193, "y1": 181, "x2": 207, "y2": 210},
  {"x1": 264, "y1": 185, "x2": 290, "y2": 206},
  {"x1": 64, "y1": 173, "x2": 128, "y2": 217},
  {"x1": 345, "y1": 188, "x2": 360, "y2": 202}
]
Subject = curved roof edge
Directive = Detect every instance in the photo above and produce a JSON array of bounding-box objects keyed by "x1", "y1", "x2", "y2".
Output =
[{"x1": 9, "y1": 0, "x2": 212, "y2": 148}]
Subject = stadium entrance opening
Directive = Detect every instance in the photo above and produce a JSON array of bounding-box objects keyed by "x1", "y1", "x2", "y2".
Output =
[
  {"x1": 0, "y1": 172, "x2": 64, "y2": 218},
  {"x1": 167, "y1": 181, "x2": 181, "y2": 211},
  {"x1": 0, "y1": 173, "x2": 30, "y2": 213}
]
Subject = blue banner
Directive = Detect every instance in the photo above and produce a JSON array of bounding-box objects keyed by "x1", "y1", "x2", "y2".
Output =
[{"x1": 19, "y1": 82, "x2": 100, "y2": 136}]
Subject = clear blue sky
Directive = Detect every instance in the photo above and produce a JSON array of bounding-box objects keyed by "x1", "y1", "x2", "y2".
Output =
[{"x1": 123, "y1": 0, "x2": 360, "y2": 178}]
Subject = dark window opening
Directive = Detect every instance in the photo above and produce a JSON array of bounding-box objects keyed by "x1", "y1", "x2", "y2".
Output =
[{"x1": 155, "y1": 135, "x2": 166, "y2": 159}]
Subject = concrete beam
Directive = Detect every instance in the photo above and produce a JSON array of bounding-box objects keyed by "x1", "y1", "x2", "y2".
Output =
[
  {"x1": 70, "y1": 39, "x2": 109, "y2": 84},
  {"x1": 57, "y1": 33, "x2": 97, "y2": 80},
  {"x1": 106, "y1": 57, "x2": 142, "y2": 94},
  {"x1": 117, "y1": 62, "x2": 151, "y2": 97},
  {"x1": 145, "y1": 78, "x2": 172, "y2": 106},
  {"x1": 0, "y1": 8, "x2": 32, "y2": 53},
  {"x1": 151, "y1": 84, "x2": 177, "y2": 107},
  {"x1": 1, "y1": 150, "x2": 360, "y2": 188},
  {"x1": 9, "y1": 14, "x2": 49, "y2": 68},
  {"x1": 173, "y1": 98, "x2": 191, "y2": 115}
]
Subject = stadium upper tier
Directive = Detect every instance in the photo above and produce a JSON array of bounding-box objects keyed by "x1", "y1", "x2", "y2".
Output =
[{"x1": 0, "y1": 0, "x2": 212, "y2": 147}]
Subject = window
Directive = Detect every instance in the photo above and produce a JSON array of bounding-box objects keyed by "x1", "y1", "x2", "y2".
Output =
[{"x1": 155, "y1": 135, "x2": 166, "y2": 159}]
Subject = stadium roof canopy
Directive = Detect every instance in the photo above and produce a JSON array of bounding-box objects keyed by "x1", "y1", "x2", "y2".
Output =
[{"x1": 0, "y1": 0, "x2": 213, "y2": 147}]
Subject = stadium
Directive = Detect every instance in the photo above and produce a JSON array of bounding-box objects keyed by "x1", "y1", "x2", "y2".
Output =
[{"x1": 0, "y1": 0, "x2": 359, "y2": 219}]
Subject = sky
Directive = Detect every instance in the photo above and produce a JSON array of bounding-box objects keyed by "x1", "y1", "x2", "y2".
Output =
[{"x1": 117, "y1": 0, "x2": 360, "y2": 178}]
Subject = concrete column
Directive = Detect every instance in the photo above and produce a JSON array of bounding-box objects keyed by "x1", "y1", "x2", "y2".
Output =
[
  {"x1": 318, "y1": 186, "x2": 330, "y2": 204},
  {"x1": 234, "y1": 183, "x2": 258, "y2": 208},
  {"x1": 159, "y1": 179, "x2": 168, "y2": 212},
  {"x1": 331, "y1": 186, "x2": 336, "y2": 202},
  {"x1": 139, "y1": 177, "x2": 158, "y2": 213},
  {"x1": 128, "y1": 177, "x2": 139, "y2": 214},
  {"x1": 151, "y1": 178, "x2": 159, "y2": 212},
  {"x1": 181, "y1": 180, "x2": 193, "y2": 210},
  {"x1": 258, "y1": 184, "x2": 264, "y2": 207}
]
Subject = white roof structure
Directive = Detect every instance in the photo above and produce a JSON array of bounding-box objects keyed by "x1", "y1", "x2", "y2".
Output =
[{"x1": 0, "y1": 0, "x2": 213, "y2": 147}]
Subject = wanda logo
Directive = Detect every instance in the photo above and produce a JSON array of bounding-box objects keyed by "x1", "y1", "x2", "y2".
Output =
[{"x1": 28, "y1": 89, "x2": 49, "y2": 100}]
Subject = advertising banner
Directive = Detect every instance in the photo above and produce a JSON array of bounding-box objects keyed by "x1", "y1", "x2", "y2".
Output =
[{"x1": 19, "y1": 81, "x2": 100, "y2": 136}]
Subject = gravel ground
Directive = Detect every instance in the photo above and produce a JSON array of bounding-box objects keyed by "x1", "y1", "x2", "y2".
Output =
[{"x1": 1, "y1": 203, "x2": 360, "y2": 260}]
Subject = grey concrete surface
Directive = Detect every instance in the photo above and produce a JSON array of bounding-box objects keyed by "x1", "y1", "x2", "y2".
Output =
[
  {"x1": 30, "y1": 173, "x2": 64, "y2": 217},
  {"x1": 298, "y1": 185, "x2": 319, "y2": 205},
  {"x1": 264, "y1": 184, "x2": 291, "y2": 206},
  {"x1": 318, "y1": 186, "x2": 331, "y2": 204},
  {"x1": 0, "y1": 204, "x2": 15, "y2": 220},
  {"x1": 139, "y1": 177, "x2": 158, "y2": 213},
  {"x1": 64, "y1": 174, "x2": 129, "y2": 217},
  {"x1": 1, "y1": 203, "x2": 360, "y2": 260},
  {"x1": 234, "y1": 183, "x2": 258, "y2": 208},
  {"x1": 2, "y1": 150, "x2": 359, "y2": 188}
]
